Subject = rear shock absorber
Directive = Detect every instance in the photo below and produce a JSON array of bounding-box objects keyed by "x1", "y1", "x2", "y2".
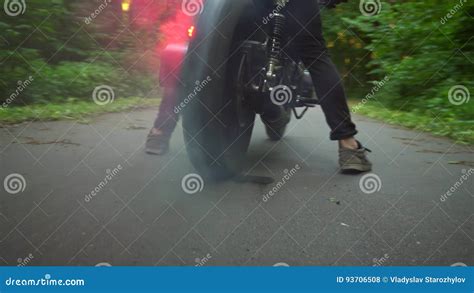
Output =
[
  {"x1": 266, "y1": 13, "x2": 285, "y2": 82},
  {"x1": 265, "y1": 0, "x2": 288, "y2": 86}
]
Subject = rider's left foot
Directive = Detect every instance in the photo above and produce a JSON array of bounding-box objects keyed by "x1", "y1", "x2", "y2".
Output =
[
  {"x1": 145, "y1": 129, "x2": 170, "y2": 155},
  {"x1": 339, "y1": 140, "x2": 372, "y2": 173}
]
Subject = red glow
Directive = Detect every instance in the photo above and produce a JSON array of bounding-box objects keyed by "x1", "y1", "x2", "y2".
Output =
[
  {"x1": 159, "y1": 10, "x2": 195, "y2": 48},
  {"x1": 125, "y1": 0, "x2": 195, "y2": 46}
]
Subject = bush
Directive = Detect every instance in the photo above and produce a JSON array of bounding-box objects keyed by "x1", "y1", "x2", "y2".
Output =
[
  {"x1": 334, "y1": 1, "x2": 473, "y2": 121},
  {"x1": 1, "y1": 0, "x2": 159, "y2": 106}
]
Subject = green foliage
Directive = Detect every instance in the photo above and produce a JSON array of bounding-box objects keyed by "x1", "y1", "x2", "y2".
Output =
[
  {"x1": 1, "y1": 0, "x2": 158, "y2": 106},
  {"x1": 349, "y1": 100, "x2": 474, "y2": 145},
  {"x1": 322, "y1": 1, "x2": 372, "y2": 96},
  {"x1": 323, "y1": 0, "x2": 473, "y2": 142}
]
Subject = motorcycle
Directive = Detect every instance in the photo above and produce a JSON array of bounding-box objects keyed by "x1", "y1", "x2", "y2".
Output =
[{"x1": 179, "y1": 0, "x2": 322, "y2": 180}]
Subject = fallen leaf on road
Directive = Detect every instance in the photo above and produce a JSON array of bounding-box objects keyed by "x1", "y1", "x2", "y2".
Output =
[
  {"x1": 126, "y1": 125, "x2": 147, "y2": 130},
  {"x1": 448, "y1": 161, "x2": 474, "y2": 167},
  {"x1": 22, "y1": 137, "x2": 80, "y2": 146},
  {"x1": 329, "y1": 197, "x2": 341, "y2": 205},
  {"x1": 402, "y1": 142, "x2": 419, "y2": 146},
  {"x1": 417, "y1": 149, "x2": 473, "y2": 154},
  {"x1": 393, "y1": 136, "x2": 424, "y2": 142}
]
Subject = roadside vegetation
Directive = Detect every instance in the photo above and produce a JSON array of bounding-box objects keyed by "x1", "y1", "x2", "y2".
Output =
[
  {"x1": 324, "y1": 1, "x2": 473, "y2": 144},
  {"x1": 1, "y1": 0, "x2": 169, "y2": 121},
  {"x1": 1, "y1": 1, "x2": 472, "y2": 143},
  {"x1": 0, "y1": 97, "x2": 160, "y2": 125}
]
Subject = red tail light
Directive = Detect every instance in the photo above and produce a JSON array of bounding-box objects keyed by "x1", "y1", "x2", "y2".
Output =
[{"x1": 188, "y1": 25, "x2": 195, "y2": 38}]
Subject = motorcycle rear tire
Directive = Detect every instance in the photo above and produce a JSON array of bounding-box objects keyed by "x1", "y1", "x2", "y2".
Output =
[
  {"x1": 182, "y1": 57, "x2": 255, "y2": 180},
  {"x1": 181, "y1": 1, "x2": 259, "y2": 180}
]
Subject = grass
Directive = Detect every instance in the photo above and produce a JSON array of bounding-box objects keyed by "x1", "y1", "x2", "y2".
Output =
[
  {"x1": 0, "y1": 97, "x2": 161, "y2": 125},
  {"x1": 349, "y1": 100, "x2": 473, "y2": 145}
]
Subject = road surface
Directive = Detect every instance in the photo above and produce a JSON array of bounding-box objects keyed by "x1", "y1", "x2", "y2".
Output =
[{"x1": 0, "y1": 108, "x2": 472, "y2": 266}]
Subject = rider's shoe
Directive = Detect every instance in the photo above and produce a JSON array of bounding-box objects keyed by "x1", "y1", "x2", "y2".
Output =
[
  {"x1": 145, "y1": 130, "x2": 170, "y2": 155},
  {"x1": 339, "y1": 141, "x2": 372, "y2": 173}
]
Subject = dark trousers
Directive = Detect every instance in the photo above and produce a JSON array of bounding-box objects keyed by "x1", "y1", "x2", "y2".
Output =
[
  {"x1": 153, "y1": 87, "x2": 178, "y2": 137},
  {"x1": 285, "y1": 0, "x2": 357, "y2": 140},
  {"x1": 154, "y1": 0, "x2": 357, "y2": 141}
]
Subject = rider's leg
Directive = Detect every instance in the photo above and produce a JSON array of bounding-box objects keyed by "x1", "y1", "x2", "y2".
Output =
[
  {"x1": 285, "y1": 0, "x2": 371, "y2": 172},
  {"x1": 286, "y1": 0, "x2": 356, "y2": 141},
  {"x1": 145, "y1": 87, "x2": 179, "y2": 155},
  {"x1": 296, "y1": 46, "x2": 372, "y2": 172},
  {"x1": 299, "y1": 44, "x2": 358, "y2": 141},
  {"x1": 153, "y1": 87, "x2": 179, "y2": 137}
]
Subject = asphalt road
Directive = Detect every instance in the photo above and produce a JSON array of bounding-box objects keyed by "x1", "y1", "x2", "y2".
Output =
[{"x1": 0, "y1": 108, "x2": 473, "y2": 266}]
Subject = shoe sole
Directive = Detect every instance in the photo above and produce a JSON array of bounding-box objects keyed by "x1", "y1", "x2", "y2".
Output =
[
  {"x1": 340, "y1": 164, "x2": 372, "y2": 174},
  {"x1": 145, "y1": 148, "x2": 167, "y2": 156}
]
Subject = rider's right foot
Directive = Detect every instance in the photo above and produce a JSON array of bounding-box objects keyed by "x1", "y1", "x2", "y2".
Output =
[
  {"x1": 145, "y1": 129, "x2": 170, "y2": 155},
  {"x1": 339, "y1": 140, "x2": 372, "y2": 173}
]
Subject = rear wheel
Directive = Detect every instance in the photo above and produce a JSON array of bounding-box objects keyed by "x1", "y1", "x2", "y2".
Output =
[{"x1": 182, "y1": 38, "x2": 256, "y2": 180}]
